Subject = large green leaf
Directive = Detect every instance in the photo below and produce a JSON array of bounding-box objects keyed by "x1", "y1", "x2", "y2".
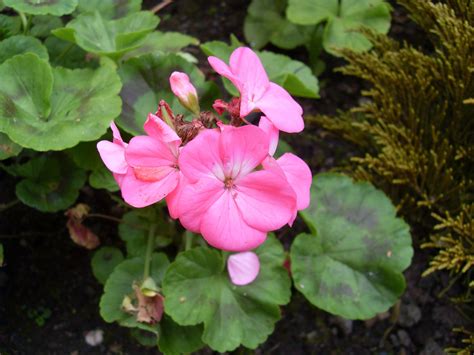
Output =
[
  {"x1": 0, "y1": 35, "x2": 49, "y2": 64},
  {"x1": 121, "y1": 31, "x2": 199, "y2": 61},
  {"x1": 162, "y1": 236, "x2": 291, "y2": 352},
  {"x1": 76, "y1": 0, "x2": 142, "y2": 19},
  {"x1": 287, "y1": 0, "x2": 391, "y2": 55},
  {"x1": 117, "y1": 53, "x2": 218, "y2": 135},
  {"x1": 201, "y1": 39, "x2": 319, "y2": 98},
  {"x1": 0, "y1": 132, "x2": 22, "y2": 160},
  {"x1": 100, "y1": 253, "x2": 169, "y2": 326},
  {"x1": 44, "y1": 36, "x2": 90, "y2": 69},
  {"x1": 91, "y1": 246, "x2": 124, "y2": 284},
  {"x1": 292, "y1": 173, "x2": 413, "y2": 319},
  {"x1": 15, "y1": 155, "x2": 87, "y2": 212},
  {"x1": 0, "y1": 15, "x2": 21, "y2": 40},
  {"x1": 119, "y1": 208, "x2": 173, "y2": 257},
  {"x1": 0, "y1": 53, "x2": 122, "y2": 151},
  {"x1": 157, "y1": 316, "x2": 204, "y2": 355},
  {"x1": 52, "y1": 10, "x2": 159, "y2": 59},
  {"x1": 30, "y1": 15, "x2": 63, "y2": 38},
  {"x1": 4, "y1": 0, "x2": 78, "y2": 16},
  {"x1": 244, "y1": 0, "x2": 313, "y2": 50}
]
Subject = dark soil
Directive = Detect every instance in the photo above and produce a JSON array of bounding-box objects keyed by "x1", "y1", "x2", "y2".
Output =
[{"x1": 0, "y1": 0, "x2": 470, "y2": 354}]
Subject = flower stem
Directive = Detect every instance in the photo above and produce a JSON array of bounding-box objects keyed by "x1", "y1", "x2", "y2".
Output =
[
  {"x1": 184, "y1": 231, "x2": 194, "y2": 250},
  {"x1": 18, "y1": 12, "x2": 28, "y2": 33},
  {"x1": 143, "y1": 224, "x2": 156, "y2": 280}
]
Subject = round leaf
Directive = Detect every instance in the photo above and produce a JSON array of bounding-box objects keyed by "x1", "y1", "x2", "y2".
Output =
[
  {"x1": 293, "y1": 173, "x2": 413, "y2": 319},
  {"x1": 4, "y1": 0, "x2": 78, "y2": 16},
  {"x1": 162, "y1": 236, "x2": 291, "y2": 352},
  {"x1": 30, "y1": 15, "x2": 63, "y2": 37},
  {"x1": 15, "y1": 155, "x2": 87, "y2": 212},
  {"x1": 0, "y1": 35, "x2": 49, "y2": 64},
  {"x1": 158, "y1": 316, "x2": 204, "y2": 355},
  {"x1": 76, "y1": 0, "x2": 142, "y2": 19},
  {"x1": 91, "y1": 246, "x2": 124, "y2": 284},
  {"x1": 0, "y1": 53, "x2": 122, "y2": 151},
  {"x1": 286, "y1": 0, "x2": 338, "y2": 25},
  {"x1": 0, "y1": 132, "x2": 22, "y2": 160}
]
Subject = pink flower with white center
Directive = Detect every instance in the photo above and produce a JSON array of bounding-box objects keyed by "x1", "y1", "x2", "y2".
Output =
[
  {"x1": 208, "y1": 47, "x2": 304, "y2": 133},
  {"x1": 97, "y1": 122, "x2": 129, "y2": 187},
  {"x1": 169, "y1": 71, "x2": 200, "y2": 115},
  {"x1": 227, "y1": 252, "x2": 260, "y2": 286},
  {"x1": 259, "y1": 116, "x2": 312, "y2": 225},
  {"x1": 177, "y1": 124, "x2": 297, "y2": 252}
]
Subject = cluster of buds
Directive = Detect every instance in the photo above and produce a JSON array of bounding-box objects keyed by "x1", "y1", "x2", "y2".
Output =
[{"x1": 98, "y1": 47, "x2": 311, "y2": 287}]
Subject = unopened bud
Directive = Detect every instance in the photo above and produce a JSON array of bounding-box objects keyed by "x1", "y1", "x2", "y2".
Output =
[{"x1": 169, "y1": 71, "x2": 200, "y2": 115}]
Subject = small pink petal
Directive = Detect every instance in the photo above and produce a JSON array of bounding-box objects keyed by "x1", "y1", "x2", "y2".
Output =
[
  {"x1": 110, "y1": 122, "x2": 126, "y2": 147},
  {"x1": 97, "y1": 140, "x2": 128, "y2": 174},
  {"x1": 143, "y1": 113, "x2": 181, "y2": 144},
  {"x1": 126, "y1": 135, "x2": 177, "y2": 168},
  {"x1": 256, "y1": 83, "x2": 304, "y2": 133},
  {"x1": 208, "y1": 56, "x2": 241, "y2": 90},
  {"x1": 169, "y1": 72, "x2": 198, "y2": 100},
  {"x1": 258, "y1": 116, "x2": 279, "y2": 156},
  {"x1": 227, "y1": 252, "x2": 260, "y2": 286}
]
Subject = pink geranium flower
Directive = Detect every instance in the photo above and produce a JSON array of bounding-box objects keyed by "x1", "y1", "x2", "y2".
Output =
[
  {"x1": 177, "y1": 124, "x2": 296, "y2": 252},
  {"x1": 97, "y1": 116, "x2": 184, "y2": 216},
  {"x1": 208, "y1": 47, "x2": 304, "y2": 133}
]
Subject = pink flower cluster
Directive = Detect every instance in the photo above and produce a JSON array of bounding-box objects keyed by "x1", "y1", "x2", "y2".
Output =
[{"x1": 98, "y1": 47, "x2": 311, "y2": 285}]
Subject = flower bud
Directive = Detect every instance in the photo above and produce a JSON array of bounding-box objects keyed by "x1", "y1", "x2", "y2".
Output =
[{"x1": 169, "y1": 71, "x2": 200, "y2": 115}]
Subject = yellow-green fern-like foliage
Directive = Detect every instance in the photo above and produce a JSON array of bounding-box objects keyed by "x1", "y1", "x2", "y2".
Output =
[{"x1": 312, "y1": 0, "x2": 473, "y2": 300}]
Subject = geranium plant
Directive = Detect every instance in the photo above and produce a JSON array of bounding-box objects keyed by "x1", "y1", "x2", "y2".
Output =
[{"x1": 95, "y1": 46, "x2": 413, "y2": 353}]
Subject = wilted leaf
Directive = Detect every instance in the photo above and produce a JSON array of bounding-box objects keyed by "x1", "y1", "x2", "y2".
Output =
[
  {"x1": 162, "y1": 236, "x2": 291, "y2": 352},
  {"x1": 0, "y1": 53, "x2": 122, "y2": 151},
  {"x1": 292, "y1": 173, "x2": 413, "y2": 319}
]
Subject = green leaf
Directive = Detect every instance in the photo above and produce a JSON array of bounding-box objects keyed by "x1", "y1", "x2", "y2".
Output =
[
  {"x1": 0, "y1": 132, "x2": 22, "y2": 160},
  {"x1": 0, "y1": 35, "x2": 49, "y2": 64},
  {"x1": 44, "y1": 36, "x2": 90, "y2": 69},
  {"x1": 0, "y1": 53, "x2": 122, "y2": 151},
  {"x1": 30, "y1": 15, "x2": 63, "y2": 37},
  {"x1": 244, "y1": 0, "x2": 313, "y2": 50},
  {"x1": 122, "y1": 31, "x2": 199, "y2": 61},
  {"x1": 4, "y1": 0, "x2": 78, "y2": 16},
  {"x1": 89, "y1": 165, "x2": 119, "y2": 192},
  {"x1": 117, "y1": 53, "x2": 218, "y2": 135},
  {"x1": 53, "y1": 10, "x2": 159, "y2": 59},
  {"x1": 286, "y1": 0, "x2": 338, "y2": 25},
  {"x1": 100, "y1": 253, "x2": 169, "y2": 324},
  {"x1": 15, "y1": 155, "x2": 87, "y2": 212},
  {"x1": 292, "y1": 173, "x2": 413, "y2": 319},
  {"x1": 162, "y1": 236, "x2": 291, "y2": 352},
  {"x1": 201, "y1": 39, "x2": 319, "y2": 98},
  {"x1": 0, "y1": 15, "x2": 21, "y2": 40},
  {"x1": 158, "y1": 316, "x2": 204, "y2": 355},
  {"x1": 287, "y1": 0, "x2": 391, "y2": 55},
  {"x1": 77, "y1": 0, "x2": 142, "y2": 19},
  {"x1": 91, "y1": 246, "x2": 124, "y2": 284},
  {"x1": 119, "y1": 208, "x2": 173, "y2": 257}
]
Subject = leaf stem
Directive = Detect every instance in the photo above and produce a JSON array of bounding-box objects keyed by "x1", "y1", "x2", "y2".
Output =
[
  {"x1": 18, "y1": 11, "x2": 28, "y2": 34},
  {"x1": 0, "y1": 199, "x2": 19, "y2": 211},
  {"x1": 143, "y1": 224, "x2": 156, "y2": 280},
  {"x1": 184, "y1": 231, "x2": 193, "y2": 250},
  {"x1": 86, "y1": 213, "x2": 122, "y2": 223}
]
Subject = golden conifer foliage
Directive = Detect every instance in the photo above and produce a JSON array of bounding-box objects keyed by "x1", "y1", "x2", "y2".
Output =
[{"x1": 310, "y1": 0, "x2": 473, "y2": 325}]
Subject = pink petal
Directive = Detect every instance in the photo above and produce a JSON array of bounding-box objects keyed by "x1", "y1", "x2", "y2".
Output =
[
  {"x1": 258, "y1": 116, "x2": 279, "y2": 156},
  {"x1": 178, "y1": 129, "x2": 225, "y2": 183},
  {"x1": 165, "y1": 172, "x2": 187, "y2": 219},
  {"x1": 120, "y1": 168, "x2": 179, "y2": 208},
  {"x1": 177, "y1": 177, "x2": 225, "y2": 233},
  {"x1": 277, "y1": 153, "x2": 312, "y2": 210},
  {"x1": 200, "y1": 189, "x2": 267, "y2": 252},
  {"x1": 97, "y1": 140, "x2": 128, "y2": 174},
  {"x1": 169, "y1": 72, "x2": 198, "y2": 100},
  {"x1": 219, "y1": 125, "x2": 269, "y2": 179},
  {"x1": 125, "y1": 136, "x2": 177, "y2": 169},
  {"x1": 143, "y1": 113, "x2": 181, "y2": 144},
  {"x1": 227, "y1": 252, "x2": 260, "y2": 286},
  {"x1": 256, "y1": 83, "x2": 304, "y2": 133},
  {"x1": 234, "y1": 169, "x2": 296, "y2": 232},
  {"x1": 208, "y1": 56, "x2": 242, "y2": 91},
  {"x1": 229, "y1": 47, "x2": 269, "y2": 102}
]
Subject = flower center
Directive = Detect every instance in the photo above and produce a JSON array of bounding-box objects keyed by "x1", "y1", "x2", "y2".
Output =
[{"x1": 224, "y1": 177, "x2": 234, "y2": 189}]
